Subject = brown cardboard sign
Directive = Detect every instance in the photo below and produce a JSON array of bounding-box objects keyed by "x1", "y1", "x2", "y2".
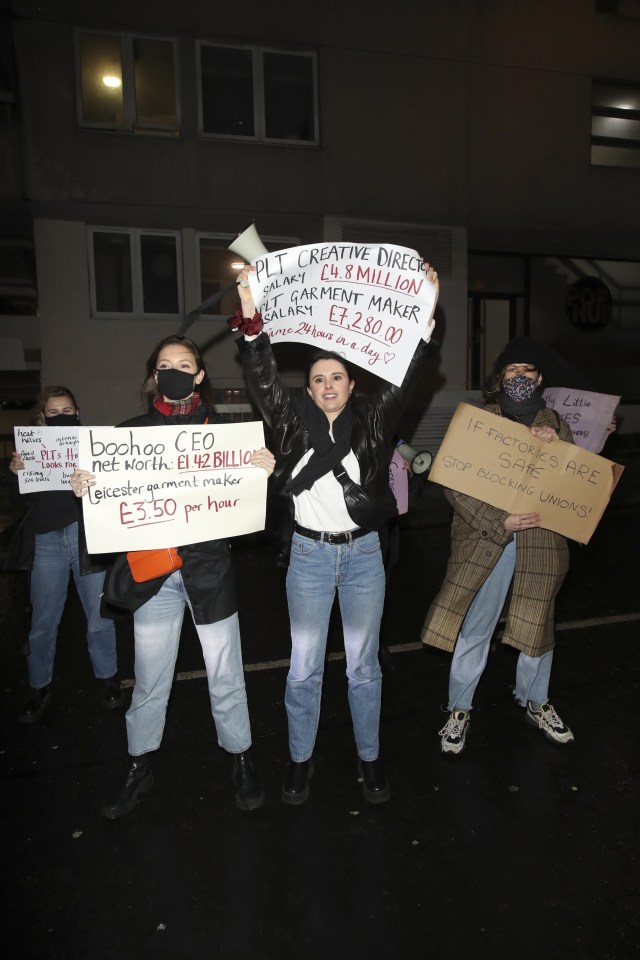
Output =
[{"x1": 428, "y1": 403, "x2": 624, "y2": 544}]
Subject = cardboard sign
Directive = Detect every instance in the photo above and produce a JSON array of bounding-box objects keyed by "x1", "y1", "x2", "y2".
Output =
[
  {"x1": 248, "y1": 242, "x2": 436, "y2": 386},
  {"x1": 79, "y1": 422, "x2": 267, "y2": 553},
  {"x1": 428, "y1": 403, "x2": 624, "y2": 544},
  {"x1": 543, "y1": 387, "x2": 619, "y2": 453},
  {"x1": 14, "y1": 426, "x2": 80, "y2": 491}
]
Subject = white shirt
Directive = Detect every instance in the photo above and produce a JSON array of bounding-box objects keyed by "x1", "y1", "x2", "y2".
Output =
[{"x1": 291, "y1": 447, "x2": 361, "y2": 532}]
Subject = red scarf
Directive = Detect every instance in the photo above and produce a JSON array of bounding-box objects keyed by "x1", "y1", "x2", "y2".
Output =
[{"x1": 153, "y1": 392, "x2": 202, "y2": 417}]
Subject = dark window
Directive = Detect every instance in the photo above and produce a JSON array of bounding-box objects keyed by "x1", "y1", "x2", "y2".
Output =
[{"x1": 199, "y1": 43, "x2": 317, "y2": 144}]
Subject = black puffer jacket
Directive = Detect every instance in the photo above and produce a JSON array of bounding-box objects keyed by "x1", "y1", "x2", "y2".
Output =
[
  {"x1": 237, "y1": 332, "x2": 430, "y2": 565},
  {"x1": 101, "y1": 406, "x2": 237, "y2": 624}
]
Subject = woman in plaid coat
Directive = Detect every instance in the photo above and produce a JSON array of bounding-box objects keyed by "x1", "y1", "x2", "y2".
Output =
[{"x1": 421, "y1": 337, "x2": 575, "y2": 754}]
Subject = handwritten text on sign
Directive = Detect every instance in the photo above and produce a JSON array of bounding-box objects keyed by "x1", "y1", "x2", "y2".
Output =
[
  {"x1": 542, "y1": 387, "x2": 619, "y2": 454},
  {"x1": 248, "y1": 243, "x2": 436, "y2": 386},
  {"x1": 79, "y1": 422, "x2": 267, "y2": 553},
  {"x1": 14, "y1": 426, "x2": 79, "y2": 492},
  {"x1": 428, "y1": 403, "x2": 624, "y2": 544}
]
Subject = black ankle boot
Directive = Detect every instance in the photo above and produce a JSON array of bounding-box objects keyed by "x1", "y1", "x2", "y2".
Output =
[
  {"x1": 101, "y1": 755, "x2": 154, "y2": 820},
  {"x1": 18, "y1": 685, "x2": 52, "y2": 724},
  {"x1": 231, "y1": 750, "x2": 265, "y2": 811},
  {"x1": 359, "y1": 758, "x2": 391, "y2": 804},
  {"x1": 101, "y1": 674, "x2": 123, "y2": 710},
  {"x1": 282, "y1": 758, "x2": 314, "y2": 805}
]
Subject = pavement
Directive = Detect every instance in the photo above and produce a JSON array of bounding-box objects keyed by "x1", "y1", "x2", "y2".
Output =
[{"x1": 1, "y1": 457, "x2": 639, "y2": 960}]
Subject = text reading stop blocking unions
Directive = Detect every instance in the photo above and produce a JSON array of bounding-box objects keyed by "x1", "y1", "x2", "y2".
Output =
[{"x1": 85, "y1": 429, "x2": 255, "y2": 527}]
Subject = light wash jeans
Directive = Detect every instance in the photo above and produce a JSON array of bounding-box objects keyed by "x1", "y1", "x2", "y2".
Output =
[
  {"x1": 285, "y1": 530, "x2": 385, "y2": 763},
  {"x1": 126, "y1": 570, "x2": 251, "y2": 757},
  {"x1": 448, "y1": 537, "x2": 553, "y2": 712},
  {"x1": 27, "y1": 522, "x2": 116, "y2": 689}
]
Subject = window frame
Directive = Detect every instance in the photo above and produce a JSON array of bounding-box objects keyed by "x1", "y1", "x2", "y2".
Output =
[
  {"x1": 196, "y1": 40, "x2": 319, "y2": 146},
  {"x1": 87, "y1": 226, "x2": 184, "y2": 320},
  {"x1": 74, "y1": 28, "x2": 181, "y2": 135},
  {"x1": 591, "y1": 77, "x2": 640, "y2": 168}
]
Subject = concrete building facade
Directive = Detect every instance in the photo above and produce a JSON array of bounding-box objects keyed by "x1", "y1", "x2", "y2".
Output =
[{"x1": 1, "y1": 0, "x2": 639, "y2": 439}]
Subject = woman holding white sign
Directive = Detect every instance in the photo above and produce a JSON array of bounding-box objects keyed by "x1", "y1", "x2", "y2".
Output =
[
  {"x1": 71, "y1": 335, "x2": 275, "y2": 819},
  {"x1": 422, "y1": 338, "x2": 575, "y2": 755},
  {"x1": 231, "y1": 263, "x2": 438, "y2": 805},
  {"x1": 7, "y1": 386, "x2": 121, "y2": 722}
]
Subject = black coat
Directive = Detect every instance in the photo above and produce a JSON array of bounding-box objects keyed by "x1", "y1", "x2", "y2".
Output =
[
  {"x1": 237, "y1": 332, "x2": 430, "y2": 565},
  {"x1": 4, "y1": 476, "x2": 106, "y2": 575},
  {"x1": 101, "y1": 406, "x2": 237, "y2": 624}
]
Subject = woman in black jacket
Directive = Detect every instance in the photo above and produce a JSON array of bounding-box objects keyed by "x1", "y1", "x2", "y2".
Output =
[
  {"x1": 7, "y1": 386, "x2": 120, "y2": 723},
  {"x1": 72, "y1": 335, "x2": 275, "y2": 819},
  {"x1": 231, "y1": 264, "x2": 438, "y2": 806}
]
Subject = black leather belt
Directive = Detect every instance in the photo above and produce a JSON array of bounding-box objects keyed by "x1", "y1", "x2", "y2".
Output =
[{"x1": 294, "y1": 523, "x2": 368, "y2": 545}]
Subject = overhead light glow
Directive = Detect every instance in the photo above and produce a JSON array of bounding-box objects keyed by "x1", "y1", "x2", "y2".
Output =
[
  {"x1": 231, "y1": 262, "x2": 246, "y2": 270},
  {"x1": 102, "y1": 75, "x2": 122, "y2": 89}
]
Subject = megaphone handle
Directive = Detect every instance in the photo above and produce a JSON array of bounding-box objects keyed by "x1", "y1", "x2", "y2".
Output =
[{"x1": 176, "y1": 280, "x2": 239, "y2": 337}]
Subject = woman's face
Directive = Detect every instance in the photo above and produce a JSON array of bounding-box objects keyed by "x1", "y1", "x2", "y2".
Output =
[
  {"x1": 502, "y1": 362, "x2": 541, "y2": 386},
  {"x1": 154, "y1": 343, "x2": 204, "y2": 399},
  {"x1": 43, "y1": 395, "x2": 77, "y2": 418},
  {"x1": 307, "y1": 359, "x2": 354, "y2": 421}
]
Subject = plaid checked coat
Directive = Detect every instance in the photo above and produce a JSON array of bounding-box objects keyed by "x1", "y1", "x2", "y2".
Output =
[{"x1": 421, "y1": 406, "x2": 572, "y2": 658}]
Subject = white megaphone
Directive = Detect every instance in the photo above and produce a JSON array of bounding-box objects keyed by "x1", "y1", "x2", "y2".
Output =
[
  {"x1": 228, "y1": 222, "x2": 269, "y2": 261},
  {"x1": 396, "y1": 440, "x2": 433, "y2": 476}
]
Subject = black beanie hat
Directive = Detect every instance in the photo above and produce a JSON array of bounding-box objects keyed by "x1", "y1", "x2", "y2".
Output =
[{"x1": 494, "y1": 337, "x2": 547, "y2": 376}]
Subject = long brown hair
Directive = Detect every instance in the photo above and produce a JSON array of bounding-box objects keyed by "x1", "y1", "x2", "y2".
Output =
[{"x1": 141, "y1": 335, "x2": 214, "y2": 408}]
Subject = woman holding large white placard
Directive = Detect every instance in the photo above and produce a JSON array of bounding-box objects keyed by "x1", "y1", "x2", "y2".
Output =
[
  {"x1": 71, "y1": 335, "x2": 275, "y2": 818},
  {"x1": 231, "y1": 263, "x2": 438, "y2": 806},
  {"x1": 6, "y1": 386, "x2": 120, "y2": 722},
  {"x1": 422, "y1": 338, "x2": 576, "y2": 755}
]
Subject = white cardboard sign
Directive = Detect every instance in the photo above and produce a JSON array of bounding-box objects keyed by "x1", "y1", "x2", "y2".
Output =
[
  {"x1": 248, "y1": 242, "x2": 436, "y2": 386},
  {"x1": 79, "y1": 422, "x2": 267, "y2": 553},
  {"x1": 14, "y1": 426, "x2": 80, "y2": 491}
]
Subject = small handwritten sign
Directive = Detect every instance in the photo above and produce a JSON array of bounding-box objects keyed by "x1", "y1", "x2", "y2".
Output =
[
  {"x1": 428, "y1": 403, "x2": 624, "y2": 544},
  {"x1": 543, "y1": 387, "x2": 619, "y2": 454},
  {"x1": 79, "y1": 422, "x2": 267, "y2": 553},
  {"x1": 14, "y1": 426, "x2": 80, "y2": 491},
  {"x1": 248, "y1": 242, "x2": 436, "y2": 386}
]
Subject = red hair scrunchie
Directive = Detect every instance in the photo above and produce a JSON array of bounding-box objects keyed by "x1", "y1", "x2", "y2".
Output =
[{"x1": 227, "y1": 308, "x2": 263, "y2": 337}]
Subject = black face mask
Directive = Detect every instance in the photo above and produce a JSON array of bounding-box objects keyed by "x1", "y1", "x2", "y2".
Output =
[
  {"x1": 156, "y1": 368, "x2": 197, "y2": 401},
  {"x1": 44, "y1": 413, "x2": 79, "y2": 427}
]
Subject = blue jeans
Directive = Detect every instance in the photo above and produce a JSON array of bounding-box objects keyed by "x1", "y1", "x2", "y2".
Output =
[
  {"x1": 27, "y1": 522, "x2": 117, "y2": 689},
  {"x1": 448, "y1": 538, "x2": 554, "y2": 711},
  {"x1": 285, "y1": 530, "x2": 385, "y2": 762},
  {"x1": 126, "y1": 570, "x2": 252, "y2": 756}
]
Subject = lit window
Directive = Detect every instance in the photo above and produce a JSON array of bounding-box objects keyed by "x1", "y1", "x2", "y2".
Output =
[
  {"x1": 197, "y1": 234, "x2": 298, "y2": 315},
  {"x1": 198, "y1": 43, "x2": 318, "y2": 144},
  {"x1": 591, "y1": 79, "x2": 640, "y2": 167},
  {"x1": 88, "y1": 228, "x2": 182, "y2": 317},
  {"x1": 77, "y1": 31, "x2": 179, "y2": 133}
]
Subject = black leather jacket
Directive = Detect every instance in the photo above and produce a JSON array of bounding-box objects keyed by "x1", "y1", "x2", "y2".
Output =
[{"x1": 237, "y1": 332, "x2": 430, "y2": 565}]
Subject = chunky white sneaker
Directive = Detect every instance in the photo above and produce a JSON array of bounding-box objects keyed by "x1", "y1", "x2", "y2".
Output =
[
  {"x1": 439, "y1": 710, "x2": 470, "y2": 755},
  {"x1": 526, "y1": 701, "x2": 574, "y2": 744}
]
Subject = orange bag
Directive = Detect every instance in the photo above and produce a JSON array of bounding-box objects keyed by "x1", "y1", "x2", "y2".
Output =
[{"x1": 127, "y1": 548, "x2": 183, "y2": 583}]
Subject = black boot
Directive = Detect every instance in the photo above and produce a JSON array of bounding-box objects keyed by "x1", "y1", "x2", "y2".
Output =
[
  {"x1": 232, "y1": 750, "x2": 265, "y2": 811},
  {"x1": 101, "y1": 755, "x2": 154, "y2": 820},
  {"x1": 282, "y1": 758, "x2": 313, "y2": 805},
  {"x1": 18, "y1": 685, "x2": 52, "y2": 724},
  {"x1": 359, "y1": 758, "x2": 391, "y2": 804},
  {"x1": 101, "y1": 674, "x2": 123, "y2": 710}
]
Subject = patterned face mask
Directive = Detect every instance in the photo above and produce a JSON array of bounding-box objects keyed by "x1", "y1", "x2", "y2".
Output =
[{"x1": 502, "y1": 373, "x2": 539, "y2": 402}]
